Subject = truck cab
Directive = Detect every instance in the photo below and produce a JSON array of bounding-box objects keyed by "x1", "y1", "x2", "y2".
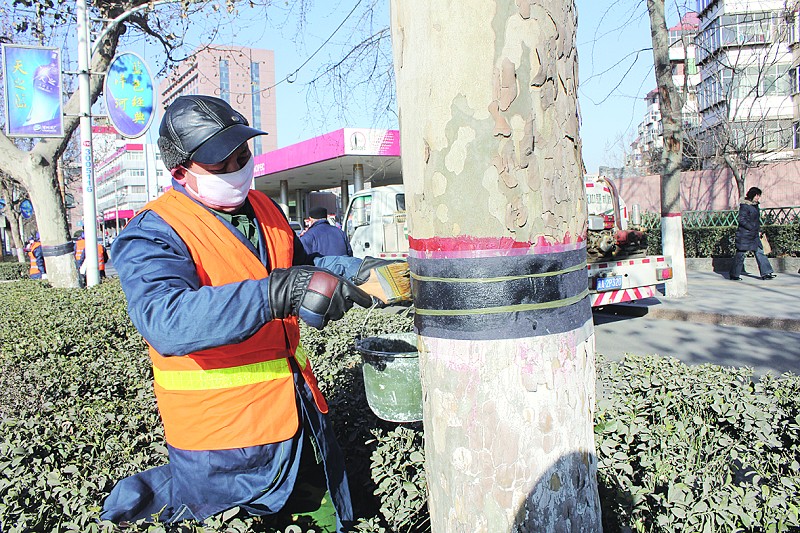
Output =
[{"x1": 343, "y1": 185, "x2": 408, "y2": 259}]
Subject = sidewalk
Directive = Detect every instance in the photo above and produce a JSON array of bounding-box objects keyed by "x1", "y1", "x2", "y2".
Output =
[{"x1": 604, "y1": 267, "x2": 800, "y2": 333}]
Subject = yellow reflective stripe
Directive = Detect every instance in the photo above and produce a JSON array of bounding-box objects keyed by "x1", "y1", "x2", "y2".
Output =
[
  {"x1": 294, "y1": 343, "x2": 308, "y2": 370},
  {"x1": 153, "y1": 359, "x2": 292, "y2": 391}
]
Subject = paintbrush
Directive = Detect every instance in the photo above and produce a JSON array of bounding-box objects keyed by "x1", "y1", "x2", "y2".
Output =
[{"x1": 357, "y1": 261, "x2": 412, "y2": 305}]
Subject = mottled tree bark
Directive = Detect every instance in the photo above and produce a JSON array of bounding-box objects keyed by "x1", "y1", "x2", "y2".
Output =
[
  {"x1": 390, "y1": 1, "x2": 601, "y2": 530},
  {"x1": 647, "y1": 0, "x2": 688, "y2": 297}
]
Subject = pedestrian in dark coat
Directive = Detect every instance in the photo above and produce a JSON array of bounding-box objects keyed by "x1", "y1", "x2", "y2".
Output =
[
  {"x1": 300, "y1": 207, "x2": 353, "y2": 259},
  {"x1": 729, "y1": 186, "x2": 775, "y2": 281}
]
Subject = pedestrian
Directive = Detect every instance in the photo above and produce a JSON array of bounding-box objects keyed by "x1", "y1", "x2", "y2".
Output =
[
  {"x1": 27, "y1": 233, "x2": 45, "y2": 280},
  {"x1": 301, "y1": 207, "x2": 351, "y2": 258},
  {"x1": 729, "y1": 186, "x2": 776, "y2": 281},
  {"x1": 100, "y1": 95, "x2": 373, "y2": 531}
]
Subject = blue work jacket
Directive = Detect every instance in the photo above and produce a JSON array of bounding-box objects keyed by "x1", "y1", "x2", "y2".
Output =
[{"x1": 100, "y1": 182, "x2": 353, "y2": 530}]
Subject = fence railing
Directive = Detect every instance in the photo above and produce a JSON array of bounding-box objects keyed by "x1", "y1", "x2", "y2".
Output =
[{"x1": 639, "y1": 207, "x2": 800, "y2": 229}]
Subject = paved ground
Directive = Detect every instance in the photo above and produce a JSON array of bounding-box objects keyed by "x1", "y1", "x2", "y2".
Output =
[
  {"x1": 595, "y1": 267, "x2": 800, "y2": 378},
  {"x1": 601, "y1": 268, "x2": 800, "y2": 332}
]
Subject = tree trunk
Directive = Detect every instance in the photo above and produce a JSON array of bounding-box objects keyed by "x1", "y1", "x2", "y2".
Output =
[
  {"x1": 390, "y1": 1, "x2": 601, "y2": 530},
  {"x1": 0, "y1": 181, "x2": 26, "y2": 262},
  {"x1": 647, "y1": 0, "x2": 688, "y2": 298},
  {"x1": 723, "y1": 153, "x2": 745, "y2": 203},
  {"x1": 26, "y1": 157, "x2": 79, "y2": 287}
]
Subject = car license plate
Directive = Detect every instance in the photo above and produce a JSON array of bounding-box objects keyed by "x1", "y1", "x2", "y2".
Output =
[{"x1": 596, "y1": 276, "x2": 623, "y2": 291}]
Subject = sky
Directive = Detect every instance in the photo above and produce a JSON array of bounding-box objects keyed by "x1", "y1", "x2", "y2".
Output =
[{"x1": 125, "y1": 0, "x2": 689, "y2": 174}]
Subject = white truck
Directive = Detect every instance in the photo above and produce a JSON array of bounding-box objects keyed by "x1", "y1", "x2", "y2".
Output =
[{"x1": 342, "y1": 179, "x2": 672, "y2": 307}]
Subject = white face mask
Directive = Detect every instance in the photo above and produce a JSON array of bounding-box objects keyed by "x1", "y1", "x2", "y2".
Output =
[{"x1": 182, "y1": 156, "x2": 255, "y2": 208}]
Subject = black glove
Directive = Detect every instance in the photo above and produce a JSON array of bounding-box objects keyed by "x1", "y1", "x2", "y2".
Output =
[{"x1": 269, "y1": 266, "x2": 375, "y2": 329}]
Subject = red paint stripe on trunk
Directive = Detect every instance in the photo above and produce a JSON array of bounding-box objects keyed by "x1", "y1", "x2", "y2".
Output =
[
  {"x1": 662, "y1": 212, "x2": 682, "y2": 218},
  {"x1": 408, "y1": 235, "x2": 584, "y2": 259}
]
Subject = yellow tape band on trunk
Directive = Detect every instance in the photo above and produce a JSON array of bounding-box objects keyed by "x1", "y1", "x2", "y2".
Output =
[
  {"x1": 414, "y1": 289, "x2": 590, "y2": 316},
  {"x1": 410, "y1": 261, "x2": 587, "y2": 284}
]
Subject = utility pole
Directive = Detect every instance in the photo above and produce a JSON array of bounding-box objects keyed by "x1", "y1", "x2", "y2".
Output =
[{"x1": 77, "y1": 0, "x2": 100, "y2": 286}]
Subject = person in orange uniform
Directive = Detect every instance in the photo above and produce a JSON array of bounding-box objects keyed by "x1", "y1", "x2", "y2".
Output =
[
  {"x1": 100, "y1": 95, "x2": 372, "y2": 531},
  {"x1": 75, "y1": 233, "x2": 109, "y2": 284},
  {"x1": 28, "y1": 233, "x2": 45, "y2": 279},
  {"x1": 74, "y1": 233, "x2": 86, "y2": 286}
]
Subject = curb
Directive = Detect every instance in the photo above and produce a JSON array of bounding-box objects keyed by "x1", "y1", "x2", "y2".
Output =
[
  {"x1": 603, "y1": 305, "x2": 800, "y2": 333},
  {"x1": 685, "y1": 257, "x2": 800, "y2": 273}
]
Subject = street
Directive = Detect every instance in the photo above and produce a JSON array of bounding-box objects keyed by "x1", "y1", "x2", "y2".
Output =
[{"x1": 593, "y1": 306, "x2": 800, "y2": 379}]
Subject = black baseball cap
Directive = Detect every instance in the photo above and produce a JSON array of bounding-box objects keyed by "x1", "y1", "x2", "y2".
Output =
[{"x1": 159, "y1": 95, "x2": 267, "y2": 165}]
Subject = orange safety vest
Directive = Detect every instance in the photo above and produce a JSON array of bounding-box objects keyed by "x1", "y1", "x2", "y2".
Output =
[
  {"x1": 144, "y1": 189, "x2": 328, "y2": 451},
  {"x1": 74, "y1": 239, "x2": 85, "y2": 260},
  {"x1": 97, "y1": 244, "x2": 106, "y2": 271},
  {"x1": 28, "y1": 242, "x2": 42, "y2": 276}
]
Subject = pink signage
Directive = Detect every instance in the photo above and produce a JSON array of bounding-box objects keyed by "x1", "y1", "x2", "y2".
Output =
[
  {"x1": 253, "y1": 128, "x2": 400, "y2": 178},
  {"x1": 103, "y1": 209, "x2": 135, "y2": 221}
]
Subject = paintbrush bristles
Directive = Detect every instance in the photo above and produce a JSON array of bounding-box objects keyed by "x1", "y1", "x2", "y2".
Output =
[{"x1": 358, "y1": 262, "x2": 412, "y2": 304}]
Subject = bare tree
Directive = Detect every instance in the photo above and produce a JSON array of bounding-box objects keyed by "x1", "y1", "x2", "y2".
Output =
[
  {"x1": 647, "y1": 0, "x2": 689, "y2": 297},
  {"x1": 391, "y1": 0, "x2": 601, "y2": 529},
  {"x1": 692, "y1": 3, "x2": 798, "y2": 201},
  {"x1": 0, "y1": 175, "x2": 28, "y2": 262}
]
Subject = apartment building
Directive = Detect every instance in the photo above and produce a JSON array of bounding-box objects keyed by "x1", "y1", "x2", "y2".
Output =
[
  {"x1": 159, "y1": 45, "x2": 278, "y2": 156},
  {"x1": 630, "y1": 12, "x2": 702, "y2": 170},
  {"x1": 694, "y1": 0, "x2": 795, "y2": 163},
  {"x1": 94, "y1": 140, "x2": 171, "y2": 239}
]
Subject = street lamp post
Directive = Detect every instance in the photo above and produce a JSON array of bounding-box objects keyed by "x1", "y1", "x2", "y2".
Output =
[
  {"x1": 77, "y1": 0, "x2": 100, "y2": 287},
  {"x1": 76, "y1": 0, "x2": 169, "y2": 287}
]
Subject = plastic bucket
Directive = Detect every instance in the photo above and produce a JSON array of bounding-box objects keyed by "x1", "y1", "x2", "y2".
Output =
[{"x1": 355, "y1": 332, "x2": 422, "y2": 423}]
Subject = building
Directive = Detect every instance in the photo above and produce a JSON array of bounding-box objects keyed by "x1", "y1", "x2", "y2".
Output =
[
  {"x1": 159, "y1": 45, "x2": 278, "y2": 156},
  {"x1": 694, "y1": 0, "x2": 795, "y2": 164},
  {"x1": 94, "y1": 139, "x2": 171, "y2": 240},
  {"x1": 629, "y1": 12, "x2": 702, "y2": 170}
]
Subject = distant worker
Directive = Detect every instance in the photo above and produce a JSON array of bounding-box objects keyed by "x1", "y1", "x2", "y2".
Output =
[
  {"x1": 27, "y1": 233, "x2": 45, "y2": 280},
  {"x1": 729, "y1": 186, "x2": 776, "y2": 281},
  {"x1": 74, "y1": 232, "x2": 86, "y2": 287},
  {"x1": 78, "y1": 238, "x2": 109, "y2": 280}
]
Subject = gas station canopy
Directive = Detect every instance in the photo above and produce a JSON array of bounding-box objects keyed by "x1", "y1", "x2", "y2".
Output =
[{"x1": 253, "y1": 128, "x2": 403, "y2": 197}]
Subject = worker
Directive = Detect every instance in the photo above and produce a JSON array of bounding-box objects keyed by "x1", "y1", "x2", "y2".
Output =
[
  {"x1": 27, "y1": 233, "x2": 45, "y2": 279},
  {"x1": 100, "y1": 95, "x2": 372, "y2": 531},
  {"x1": 74, "y1": 233, "x2": 86, "y2": 286}
]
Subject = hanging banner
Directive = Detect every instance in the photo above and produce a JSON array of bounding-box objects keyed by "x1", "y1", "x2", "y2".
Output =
[
  {"x1": 104, "y1": 52, "x2": 155, "y2": 138},
  {"x1": 1, "y1": 45, "x2": 64, "y2": 138}
]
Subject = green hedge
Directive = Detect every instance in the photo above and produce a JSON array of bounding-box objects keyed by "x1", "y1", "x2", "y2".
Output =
[
  {"x1": 647, "y1": 224, "x2": 800, "y2": 258},
  {"x1": 0, "y1": 280, "x2": 798, "y2": 532},
  {"x1": 0, "y1": 260, "x2": 28, "y2": 280},
  {"x1": 596, "y1": 356, "x2": 800, "y2": 532}
]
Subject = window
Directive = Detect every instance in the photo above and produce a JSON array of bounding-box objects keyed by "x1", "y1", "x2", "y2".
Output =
[
  {"x1": 793, "y1": 121, "x2": 800, "y2": 149},
  {"x1": 250, "y1": 61, "x2": 263, "y2": 155},
  {"x1": 345, "y1": 195, "x2": 372, "y2": 239},
  {"x1": 720, "y1": 12, "x2": 772, "y2": 47},
  {"x1": 220, "y1": 59, "x2": 230, "y2": 103}
]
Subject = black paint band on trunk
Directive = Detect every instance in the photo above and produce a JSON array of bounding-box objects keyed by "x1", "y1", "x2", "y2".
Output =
[
  {"x1": 409, "y1": 248, "x2": 592, "y2": 341},
  {"x1": 42, "y1": 242, "x2": 76, "y2": 257}
]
